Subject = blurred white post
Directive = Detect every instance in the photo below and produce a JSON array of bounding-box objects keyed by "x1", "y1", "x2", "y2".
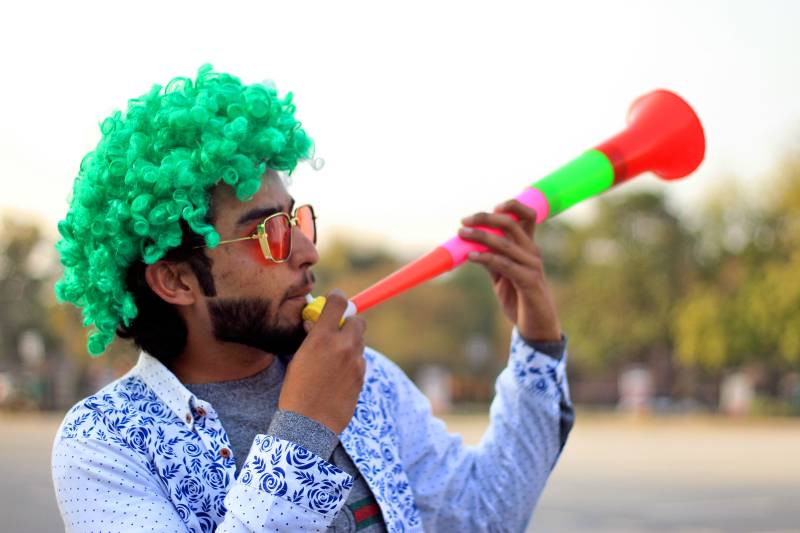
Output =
[
  {"x1": 617, "y1": 365, "x2": 653, "y2": 415},
  {"x1": 417, "y1": 365, "x2": 452, "y2": 414},
  {"x1": 720, "y1": 371, "x2": 754, "y2": 416}
]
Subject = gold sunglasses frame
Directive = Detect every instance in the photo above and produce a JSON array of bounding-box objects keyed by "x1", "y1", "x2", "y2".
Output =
[{"x1": 197, "y1": 204, "x2": 316, "y2": 263}]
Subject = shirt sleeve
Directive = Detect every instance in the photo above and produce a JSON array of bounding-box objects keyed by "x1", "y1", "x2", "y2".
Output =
[
  {"x1": 220, "y1": 434, "x2": 354, "y2": 531},
  {"x1": 53, "y1": 433, "x2": 193, "y2": 532},
  {"x1": 53, "y1": 422, "x2": 354, "y2": 532},
  {"x1": 392, "y1": 328, "x2": 574, "y2": 532}
]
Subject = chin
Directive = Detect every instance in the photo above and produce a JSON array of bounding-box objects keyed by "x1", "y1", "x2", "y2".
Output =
[
  {"x1": 208, "y1": 296, "x2": 307, "y2": 356},
  {"x1": 277, "y1": 305, "x2": 304, "y2": 329}
]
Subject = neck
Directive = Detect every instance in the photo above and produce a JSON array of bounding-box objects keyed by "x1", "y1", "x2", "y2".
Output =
[{"x1": 169, "y1": 335, "x2": 275, "y2": 385}]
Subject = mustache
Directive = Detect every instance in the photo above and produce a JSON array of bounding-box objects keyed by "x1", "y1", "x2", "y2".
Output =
[{"x1": 282, "y1": 271, "x2": 316, "y2": 302}]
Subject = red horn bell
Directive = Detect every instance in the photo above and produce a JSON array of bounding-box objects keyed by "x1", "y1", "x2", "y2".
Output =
[{"x1": 594, "y1": 89, "x2": 706, "y2": 185}]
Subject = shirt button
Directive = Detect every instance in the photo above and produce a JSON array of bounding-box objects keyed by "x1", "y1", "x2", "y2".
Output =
[
  {"x1": 184, "y1": 413, "x2": 192, "y2": 424},
  {"x1": 196, "y1": 407, "x2": 206, "y2": 417},
  {"x1": 219, "y1": 448, "x2": 231, "y2": 459}
]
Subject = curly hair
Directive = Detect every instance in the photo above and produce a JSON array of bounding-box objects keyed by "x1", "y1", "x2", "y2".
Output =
[
  {"x1": 115, "y1": 218, "x2": 217, "y2": 366},
  {"x1": 55, "y1": 64, "x2": 314, "y2": 355}
]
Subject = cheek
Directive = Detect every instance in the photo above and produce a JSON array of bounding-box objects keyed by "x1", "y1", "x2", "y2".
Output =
[
  {"x1": 223, "y1": 247, "x2": 288, "y2": 298},
  {"x1": 237, "y1": 241, "x2": 282, "y2": 267},
  {"x1": 246, "y1": 242, "x2": 268, "y2": 264},
  {"x1": 212, "y1": 248, "x2": 269, "y2": 288}
]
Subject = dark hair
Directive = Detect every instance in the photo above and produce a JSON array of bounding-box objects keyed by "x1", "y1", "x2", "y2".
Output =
[{"x1": 116, "y1": 219, "x2": 217, "y2": 367}]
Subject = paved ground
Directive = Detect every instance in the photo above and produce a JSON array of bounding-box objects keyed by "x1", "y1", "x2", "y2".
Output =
[
  {"x1": 446, "y1": 413, "x2": 800, "y2": 533},
  {"x1": 2, "y1": 411, "x2": 798, "y2": 532}
]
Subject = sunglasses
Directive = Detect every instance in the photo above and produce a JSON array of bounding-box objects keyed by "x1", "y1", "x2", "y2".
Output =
[{"x1": 200, "y1": 204, "x2": 317, "y2": 263}]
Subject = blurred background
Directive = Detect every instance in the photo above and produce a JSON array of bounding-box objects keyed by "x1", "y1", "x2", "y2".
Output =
[{"x1": 1, "y1": 1, "x2": 799, "y2": 532}]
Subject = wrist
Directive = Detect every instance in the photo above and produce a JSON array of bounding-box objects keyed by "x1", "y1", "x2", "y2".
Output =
[
  {"x1": 277, "y1": 399, "x2": 345, "y2": 435},
  {"x1": 267, "y1": 409, "x2": 339, "y2": 460},
  {"x1": 518, "y1": 326, "x2": 562, "y2": 343}
]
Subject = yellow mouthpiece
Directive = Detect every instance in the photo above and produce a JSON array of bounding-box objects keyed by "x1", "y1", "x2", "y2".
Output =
[{"x1": 302, "y1": 296, "x2": 347, "y2": 327}]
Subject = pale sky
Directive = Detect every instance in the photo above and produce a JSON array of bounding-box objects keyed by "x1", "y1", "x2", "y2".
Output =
[{"x1": 1, "y1": 0, "x2": 798, "y2": 256}]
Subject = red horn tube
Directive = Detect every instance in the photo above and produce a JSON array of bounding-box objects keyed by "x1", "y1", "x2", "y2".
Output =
[{"x1": 345, "y1": 90, "x2": 705, "y2": 316}]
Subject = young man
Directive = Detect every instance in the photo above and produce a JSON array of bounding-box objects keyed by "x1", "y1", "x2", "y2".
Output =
[{"x1": 52, "y1": 66, "x2": 573, "y2": 532}]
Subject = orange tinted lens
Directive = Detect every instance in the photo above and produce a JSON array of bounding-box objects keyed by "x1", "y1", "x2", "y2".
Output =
[
  {"x1": 263, "y1": 215, "x2": 291, "y2": 260},
  {"x1": 296, "y1": 205, "x2": 316, "y2": 243}
]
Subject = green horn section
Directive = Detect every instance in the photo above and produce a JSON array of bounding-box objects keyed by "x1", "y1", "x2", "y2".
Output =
[{"x1": 531, "y1": 150, "x2": 615, "y2": 217}]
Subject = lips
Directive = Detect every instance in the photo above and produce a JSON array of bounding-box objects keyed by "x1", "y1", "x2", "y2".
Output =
[
  {"x1": 284, "y1": 272, "x2": 315, "y2": 303},
  {"x1": 285, "y1": 284, "x2": 314, "y2": 302},
  {"x1": 287, "y1": 289, "x2": 312, "y2": 300}
]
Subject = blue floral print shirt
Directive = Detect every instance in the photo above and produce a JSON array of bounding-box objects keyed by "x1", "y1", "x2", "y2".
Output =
[{"x1": 52, "y1": 329, "x2": 572, "y2": 532}]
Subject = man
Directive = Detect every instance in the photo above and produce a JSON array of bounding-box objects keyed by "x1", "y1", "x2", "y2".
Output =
[{"x1": 52, "y1": 65, "x2": 573, "y2": 532}]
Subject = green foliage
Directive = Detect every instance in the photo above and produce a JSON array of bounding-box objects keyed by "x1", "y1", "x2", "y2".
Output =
[
  {"x1": 317, "y1": 160, "x2": 800, "y2": 390},
  {"x1": 552, "y1": 191, "x2": 694, "y2": 372},
  {"x1": 674, "y1": 153, "x2": 800, "y2": 372},
  {"x1": 0, "y1": 217, "x2": 54, "y2": 364},
  {"x1": 5, "y1": 150, "x2": 800, "y2": 408}
]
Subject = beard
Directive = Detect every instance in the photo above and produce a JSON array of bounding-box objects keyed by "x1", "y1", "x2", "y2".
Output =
[
  {"x1": 207, "y1": 297, "x2": 306, "y2": 359},
  {"x1": 205, "y1": 271, "x2": 314, "y2": 360}
]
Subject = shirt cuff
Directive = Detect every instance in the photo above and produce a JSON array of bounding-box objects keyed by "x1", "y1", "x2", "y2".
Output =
[
  {"x1": 231, "y1": 434, "x2": 354, "y2": 521},
  {"x1": 519, "y1": 333, "x2": 567, "y2": 360},
  {"x1": 510, "y1": 327, "x2": 570, "y2": 402},
  {"x1": 267, "y1": 409, "x2": 339, "y2": 460}
]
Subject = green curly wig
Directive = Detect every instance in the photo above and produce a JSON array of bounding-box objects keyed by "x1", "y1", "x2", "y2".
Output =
[{"x1": 55, "y1": 64, "x2": 314, "y2": 356}]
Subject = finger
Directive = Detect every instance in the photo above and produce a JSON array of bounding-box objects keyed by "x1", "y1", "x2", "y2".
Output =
[
  {"x1": 494, "y1": 199, "x2": 539, "y2": 238},
  {"x1": 341, "y1": 319, "x2": 367, "y2": 364},
  {"x1": 468, "y1": 251, "x2": 541, "y2": 287},
  {"x1": 317, "y1": 290, "x2": 349, "y2": 330},
  {"x1": 458, "y1": 225, "x2": 537, "y2": 267},
  {"x1": 461, "y1": 211, "x2": 534, "y2": 251},
  {"x1": 341, "y1": 315, "x2": 367, "y2": 338},
  {"x1": 303, "y1": 320, "x2": 314, "y2": 333}
]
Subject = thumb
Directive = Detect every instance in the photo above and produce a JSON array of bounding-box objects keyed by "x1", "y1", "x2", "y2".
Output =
[{"x1": 303, "y1": 320, "x2": 314, "y2": 333}]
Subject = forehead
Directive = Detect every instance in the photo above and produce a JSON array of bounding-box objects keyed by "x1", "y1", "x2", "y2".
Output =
[{"x1": 211, "y1": 171, "x2": 292, "y2": 227}]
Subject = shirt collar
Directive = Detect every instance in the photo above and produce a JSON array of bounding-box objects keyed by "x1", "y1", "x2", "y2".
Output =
[{"x1": 127, "y1": 352, "x2": 198, "y2": 430}]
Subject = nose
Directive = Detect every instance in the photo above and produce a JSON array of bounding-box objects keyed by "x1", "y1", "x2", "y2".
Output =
[{"x1": 290, "y1": 224, "x2": 319, "y2": 269}]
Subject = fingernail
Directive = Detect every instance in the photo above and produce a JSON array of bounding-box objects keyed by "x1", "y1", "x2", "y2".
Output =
[
  {"x1": 460, "y1": 227, "x2": 473, "y2": 234},
  {"x1": 468, "y1": 251, "x2": 479, "y2": 259}
]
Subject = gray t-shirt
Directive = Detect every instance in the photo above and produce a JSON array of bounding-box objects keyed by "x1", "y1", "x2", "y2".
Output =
[{"x1": 186, "y1": 358, "x2": 386, "y2": 532}]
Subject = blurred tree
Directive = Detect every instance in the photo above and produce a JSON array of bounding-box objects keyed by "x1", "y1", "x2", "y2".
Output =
[
  {"x1": 0, "y1": 217, "x2": 56, "y2": 367},
  {"x1": 675, "y1": 153, "x2": 800, "y2": 376},
  {"x1": 0, "y1": 215, "x2": 135, "y2": 408},
  {"x1": 6, "y1": 150, "x2": 800, "y2": 411},
  {"x1": 554, "y1": 191, "x2": 696, "y2": 376}
]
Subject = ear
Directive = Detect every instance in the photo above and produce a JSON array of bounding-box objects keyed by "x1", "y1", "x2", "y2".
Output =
[{"x1": 144, "y1": 261, "x2": 200, "y2": 306}]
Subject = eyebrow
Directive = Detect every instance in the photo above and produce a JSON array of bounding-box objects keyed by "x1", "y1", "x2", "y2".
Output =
[{"x1": 235, "y1": 198, "x2": 296, "y2": 228}]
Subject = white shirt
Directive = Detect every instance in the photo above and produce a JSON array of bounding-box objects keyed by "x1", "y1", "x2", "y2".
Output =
[{"x1": 52, "y1": 329, "x2": 572, "y2": 532}]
